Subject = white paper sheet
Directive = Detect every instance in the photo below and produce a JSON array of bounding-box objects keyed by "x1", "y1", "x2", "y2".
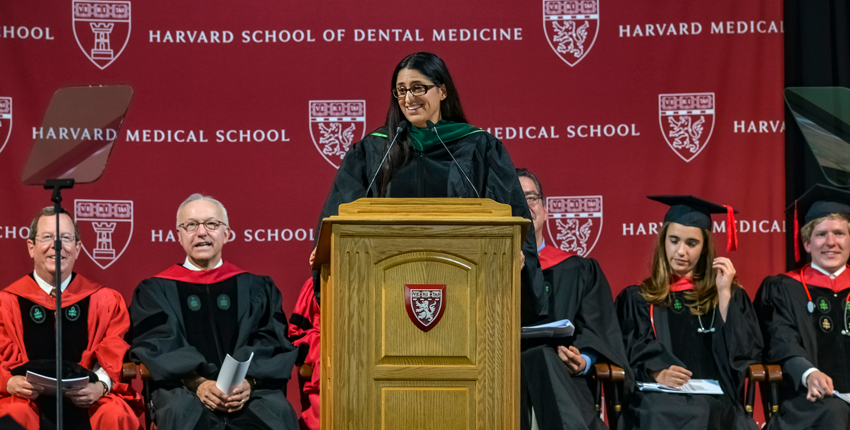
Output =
[
  {"x1": 25, "y1": 371, "x2": 89, "y2": 396},
  {"x1": 523, "y1": 319, "x2": 574, "y2": 329},
  {"x1": 216, "y1": 352, "x2": 253, "y2": 394},
  {"x1": 834, "y1": 391, "x2": 850, "y2": 404},
  {"x1": 637, "y1": 379, "x2": 724, "y2": 395},
  {"x1": 520, "y1": 319, "x2": 575, "y2": 339}
]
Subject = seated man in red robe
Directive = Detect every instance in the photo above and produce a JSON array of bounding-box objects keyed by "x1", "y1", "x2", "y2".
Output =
[{"x1": 0, "y1": 207, "x2": 140, "y2": 429}]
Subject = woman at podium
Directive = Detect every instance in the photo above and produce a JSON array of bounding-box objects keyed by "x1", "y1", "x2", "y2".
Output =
[
  {"x1": 615, "y1": 196, "x2": 762, "y2": 430},
  {"x1": 314, "y1": 51, "x2": 546, "y2": 323}
]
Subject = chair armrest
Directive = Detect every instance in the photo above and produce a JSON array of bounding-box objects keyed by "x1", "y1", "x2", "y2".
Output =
[
  {"x1": 745, "y1": 364, "x2": 765, "y2": 416},
  {"x1": 120, "y1": 362, "x2": 137, "y2": 383},
  {"x1": 299, "y1": 363, "x2": 314, "y2": 379},
  {"x1": 748, "y1": 364, "x2": 766, "y2": 382},
  {"x1": 758, "y1": 364, "x2": 783, "y2": 420},
  {"x1": 609, "y1": 365, "x2": 625, "y2": 383},
  {"x1": 593, "y1": 363, "x2": 611, "y2": 380},
  {"x1": 766, "y1": 365, "x2": 782, "y2": 383},
  {"x1": 140, "y1": 363, "x2": 152, "y2": 382}
]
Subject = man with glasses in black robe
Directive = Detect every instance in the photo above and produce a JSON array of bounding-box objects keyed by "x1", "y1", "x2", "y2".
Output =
[
  {"x1": 129, "y1": 194, "x2": 299, "y2": 430},
  {"x1": 516, "y1": 168, "x2": 632, "y2": 430}
]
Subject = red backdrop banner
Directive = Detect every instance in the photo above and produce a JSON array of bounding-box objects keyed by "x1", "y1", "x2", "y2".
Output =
[{"x1": 0, "y1": 0, "x2": 784, "y2": 424}]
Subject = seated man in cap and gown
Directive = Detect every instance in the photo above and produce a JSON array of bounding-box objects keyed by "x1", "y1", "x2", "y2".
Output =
[
  {"x1": 755, "y1": 184, "x2": 850, "y2": 429},
  {"x1": 129, "y1": 194, "x2": 299, "y2": 430},
  {"x1": 515, "y1": 168, "x2": 632, "y2": 430},
  {"x1": 616, "y1": 196, "x2": 761, "y2": 430},
  {"x1": 0, "y1": 207, "x2": 140, "y2": 429}
]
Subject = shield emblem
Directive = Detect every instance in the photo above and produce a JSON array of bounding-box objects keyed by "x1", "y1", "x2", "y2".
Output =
[
  {"x1": 543, "y1": 0, "x2": 599, "y2": 67},
  {"x1": 74, "y1": 199, "x2": 133, "y2": 269},
  {"x1": 72, "y1": 1, "x2": 131, "y2": 70},
  {"x1": 0, "y1": 97, "x2": 11, "y2": 156},
  {"x1": 659, "y1": 93, "x2": 715, "y2": 162},
  {"x1": 404, "y1": 284, "x2": 447, "y2": 332},
  {"x1": 546, "y1": 196, "x2": 603, "y2": 257},
  {"x1": 309, "y1": 100, "x2": 366, "y2": 169}
]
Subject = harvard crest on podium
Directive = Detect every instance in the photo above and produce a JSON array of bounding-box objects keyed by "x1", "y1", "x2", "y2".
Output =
[{"x1": 404, "y1": 284, "x2": 446, "y2": 332}]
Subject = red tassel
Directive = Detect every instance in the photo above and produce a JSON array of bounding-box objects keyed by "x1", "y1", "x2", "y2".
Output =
[
  {"x1": 724, "y1": 205, "x2": 738, "y2": 252},
  {"x1": 794, "y1": 200, "x2": 800, "y2": 262}
]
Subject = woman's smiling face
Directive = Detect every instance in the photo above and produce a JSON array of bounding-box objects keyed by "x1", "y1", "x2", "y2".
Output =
[{"x1": 395, "y1": 68, "x2": 446, "y2": 128}]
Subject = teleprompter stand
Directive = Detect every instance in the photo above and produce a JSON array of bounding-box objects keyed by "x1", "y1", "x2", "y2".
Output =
[
  {"x1": 22, "y1": 85, "x2": 133, "y2": 429},
  {"x1": 45, "y1": 178, "x2": 75, "y2": 430}
]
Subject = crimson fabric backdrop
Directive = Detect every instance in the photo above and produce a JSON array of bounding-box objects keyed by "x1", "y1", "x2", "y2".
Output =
[{"x1": 0, "y1": 0, "x2": 784, "y2": 425}]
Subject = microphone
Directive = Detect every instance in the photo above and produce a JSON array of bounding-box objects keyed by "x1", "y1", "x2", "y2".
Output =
[
  {"x1": 426, "y1": 120, "x2": 480, "y2": 198},
  {"x1": 365, "y1": 121, "x2": 408, "y2": 197}
]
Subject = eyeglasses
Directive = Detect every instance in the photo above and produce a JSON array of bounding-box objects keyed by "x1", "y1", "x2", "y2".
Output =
[
  {"x1": 392, "y1": 84, "x2": 437, "y2": 99},
  {"x1": 526, "y1": 194, "x2": 542, "y2": 205},
  {"x1": 179, "y1": 221, "x2": 226, "y2": 233},
  {"x1": 34, "y1": 233, "x2": 76, "y2": 244}
]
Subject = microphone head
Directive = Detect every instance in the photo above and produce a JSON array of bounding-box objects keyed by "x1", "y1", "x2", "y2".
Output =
[
  {"x1": 426, "y1": 120, "x2": 436, "y2": 131},
  {"x1": 397, "y1": 120, "x2": 408, "y2": 132}
]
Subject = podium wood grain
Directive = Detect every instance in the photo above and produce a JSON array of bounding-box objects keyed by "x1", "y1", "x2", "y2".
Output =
[{"x1": 317, "y1": 199, "x2": 526, "y2": 430}]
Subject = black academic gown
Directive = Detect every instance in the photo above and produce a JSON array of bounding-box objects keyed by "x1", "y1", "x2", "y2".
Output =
[
  {"x1": 615, "y1": 285, "x2": 761, "y2": 430},
  {"x1": 128, "y1": 264, "x2": 299, "y2": 430},
  {"x1": 755, "y1": 270, "x2": 850, "y2": 430},
  {"x1": 521, "y1": 249, "x2": 633, "y2": 430},
  {"x1": 315, "y1": 129, "x2": 547, "y2": 324}
]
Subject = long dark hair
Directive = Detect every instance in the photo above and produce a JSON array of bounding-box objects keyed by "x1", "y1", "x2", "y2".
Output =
[
  {"x1": 377, "y1": 52, "x2": 469, "y2": 196},
  {"x1": 639, "y1": 222, "x2": 722, "y2": 316}
]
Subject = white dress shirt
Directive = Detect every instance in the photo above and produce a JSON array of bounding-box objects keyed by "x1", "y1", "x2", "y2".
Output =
[{"x1": 183, "y1": 257, "x2": 223, "y2": 271}]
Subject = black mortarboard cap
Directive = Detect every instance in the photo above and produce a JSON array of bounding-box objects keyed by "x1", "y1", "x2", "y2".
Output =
[
  {"x1": 648, "y1": 195, "x2": 739, "y2": 251},
  {"x1": 786, "y1": 184, "x2": 850, "y2": 224},
  {"x1": 786, "y1": 184, "x2": 850, "y2": 261}
]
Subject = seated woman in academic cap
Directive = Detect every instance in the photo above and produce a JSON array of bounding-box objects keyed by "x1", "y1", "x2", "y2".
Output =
[{"x1": 615, "y1": 195, "x2": 762, "y2": 430}]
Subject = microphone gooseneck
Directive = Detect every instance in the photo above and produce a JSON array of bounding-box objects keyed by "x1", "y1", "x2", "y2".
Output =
[
  {"x1": 426, "y1": 120, "x2": 480, "y2": 198},
  {"x1": 365, "y1": 121, "x2": 408, "y2": 197}
]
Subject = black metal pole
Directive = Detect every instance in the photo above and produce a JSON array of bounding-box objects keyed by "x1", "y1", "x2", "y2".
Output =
[
  {"x1": 53, "y1": 194, "x2": 62, "y2": 430},
  {"x1": 45, "y1": 178, "x2": 73, "y2": 430}
]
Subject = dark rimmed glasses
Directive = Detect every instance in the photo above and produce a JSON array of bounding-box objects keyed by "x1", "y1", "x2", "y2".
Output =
[
  {"x1": 392, "y1": 84, "x2": 437, "y2": 99},
  {"x1": 526, "y1": 194, "x2": 542, "y2": 206},
  {"x1": 179, "y1": 220, "x2": 226, "y2": 233}
]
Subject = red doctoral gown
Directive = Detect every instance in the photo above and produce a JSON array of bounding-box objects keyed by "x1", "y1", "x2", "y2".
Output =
[{"x1": 0, "y1": 274, "x2": 141, "y2": 429}]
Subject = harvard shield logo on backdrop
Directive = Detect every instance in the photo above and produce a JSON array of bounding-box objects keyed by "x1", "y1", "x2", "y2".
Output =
[
  {"x1": 658, "y1": 93, "x2": 715, "y2": 162},
  {"x1": 0, "y1": 97, "x2": 11, "y2": 156},
  {"x1": 72, "y1": 1, "x2": 131, "y2": 70},
  {"x1": 309, "y1": 100, "x2": 366, "y2": 169},
  {"x1": 74, "y1": 200, "x2": 133, "y2": 269},
  {"x1": 543, "y1": 0, "x2": 599, "y2": 67},
  {"x1": 404, "y1": 284, "x2": 446, "y2": 333},
  {"x1": 546, "y1": 196, "x2": 603, "y2": 257}
]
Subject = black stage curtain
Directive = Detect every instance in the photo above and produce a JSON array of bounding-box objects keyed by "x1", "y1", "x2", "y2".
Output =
[{"x1": 784, "y1": 0, "x2": 850, "y2": 269}]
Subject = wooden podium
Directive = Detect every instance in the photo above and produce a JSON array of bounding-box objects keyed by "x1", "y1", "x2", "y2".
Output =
[{"x1": 313, "y1": 198, "x2": 528, "y2": 430}]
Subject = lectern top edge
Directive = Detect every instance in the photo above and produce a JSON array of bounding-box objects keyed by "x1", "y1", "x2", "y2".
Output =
[
  {"x1": 336, "y1": 198, "x2": 513, "y2": 217},
  {"x1": 312, "y1": 198, "x2": 529, "y2": 269}
]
